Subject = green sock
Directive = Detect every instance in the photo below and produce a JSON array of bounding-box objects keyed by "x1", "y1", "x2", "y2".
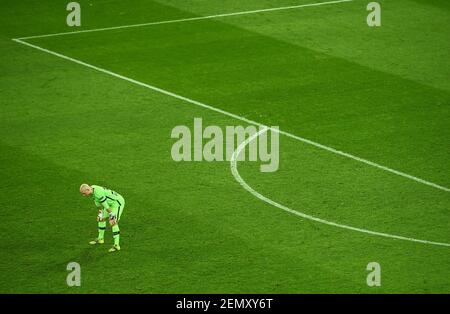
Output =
[
  {"x1": 98, "y1": 221, "x2": 106, "y2": 240},
  {"x1": 112, "y1": 224, "x2": 120, "y2": 246}
]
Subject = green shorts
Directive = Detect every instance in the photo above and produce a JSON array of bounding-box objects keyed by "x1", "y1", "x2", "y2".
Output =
[{"x1": 102, "y1": 198, "x2": 125, "y2": 221}]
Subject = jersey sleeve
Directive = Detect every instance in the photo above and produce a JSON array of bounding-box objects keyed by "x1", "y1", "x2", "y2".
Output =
[{"x1": 94, "y1": 187, "x2": 110, "y2": 210}]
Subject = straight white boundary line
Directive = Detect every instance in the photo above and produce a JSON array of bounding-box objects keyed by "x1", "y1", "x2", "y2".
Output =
[
  {"x1": 231, "y1": 129, "x2": 450, "y2": 247},
  {"x1": 12, "y1": 38, "x2": 450, "y2": 193},
  {"x1": 15, "y1": 0, "x2": 354, "y2": 40}
]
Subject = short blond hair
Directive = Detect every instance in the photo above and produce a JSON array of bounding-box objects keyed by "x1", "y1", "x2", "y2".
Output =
[{"x1": 79, "y1": 183, "x2": 91, "y2": 192}]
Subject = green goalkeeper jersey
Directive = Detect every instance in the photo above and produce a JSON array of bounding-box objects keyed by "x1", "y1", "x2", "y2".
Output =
[{"x1": 92, "y1": 185, "x2": 124, "y2": 210}]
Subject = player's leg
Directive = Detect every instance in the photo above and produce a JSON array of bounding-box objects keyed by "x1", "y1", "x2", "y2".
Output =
[
  {"x1": 97, "y1": 220, "x2": 106, "y2": 241},
  {"x1": 108, "y1": 203, "x2": 123, "y2": 252},
  {"x1": 89, "y1": 210, "x2": 107, "y2": 245},
  {"x1": 117, "y1": 198, "x2": 125, "y2": 221}
]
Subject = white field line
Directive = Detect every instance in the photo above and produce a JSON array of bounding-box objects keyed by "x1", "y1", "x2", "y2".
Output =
[
  {"x1": 15, "y1": 0, "x2": 354, "y2": 40},
  {"x1": 12, "y1": 38, "x2": 450, "y2": 193},
  {"x1": 231, "y1": 129, "x2": 450, "y2": 247}
]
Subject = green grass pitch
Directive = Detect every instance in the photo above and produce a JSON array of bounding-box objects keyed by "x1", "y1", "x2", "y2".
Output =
[{"x1": 0, "y1": 0, "x2": 449, "y2": 293}]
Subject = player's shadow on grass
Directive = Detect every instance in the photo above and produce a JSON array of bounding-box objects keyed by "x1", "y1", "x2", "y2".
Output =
[{"x1": 76, "y1": 246, "x2": 111, "y2": 265}]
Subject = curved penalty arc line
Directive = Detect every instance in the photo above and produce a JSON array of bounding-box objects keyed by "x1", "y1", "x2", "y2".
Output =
[{"x1": 230, "y1": 128, "x2": 450, "y2": 248}]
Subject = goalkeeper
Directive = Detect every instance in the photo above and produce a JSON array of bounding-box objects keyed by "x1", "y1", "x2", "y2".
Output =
[{"x1": 79, "y1": 183, "x2": 125, "y2": 252}]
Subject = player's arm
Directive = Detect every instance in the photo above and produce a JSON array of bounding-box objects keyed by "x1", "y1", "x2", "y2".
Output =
[
  {"x1": 94, "y1": 200, "x2": 104, "y2": 221},
  {"x1": 99, "y1": 199, "x2": 114, "y2": 218},
  {"x1": 99, "y1": 200, "x2": 116, "y2": 225},
  {"x1": 96, "y1": 190, "x2": 116, "y2": 223}
]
